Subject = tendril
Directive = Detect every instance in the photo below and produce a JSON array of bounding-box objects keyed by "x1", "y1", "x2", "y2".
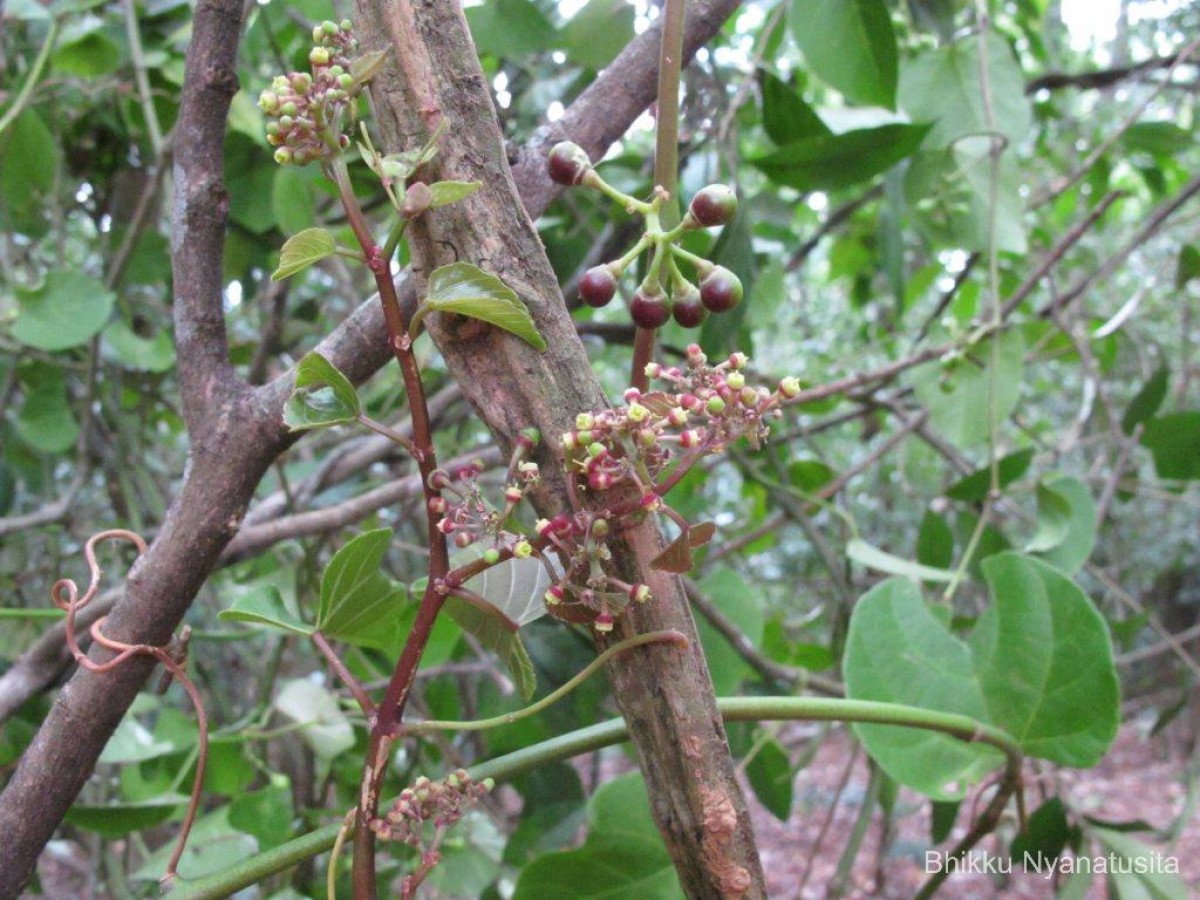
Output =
[{"x1": 50, "y1": 529, "x2": 207, "y2": 886}]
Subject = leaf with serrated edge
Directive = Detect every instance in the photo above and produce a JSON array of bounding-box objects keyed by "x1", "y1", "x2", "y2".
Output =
[
  {"x1": 413, "y1": 261, "x2": 547, "y2": 350},
  {"x1": 283, "y1": 352, "x2": 362, "y2": 431},
  {"x1": 272, "y1": 227, "x2": 336, "y2": 281},
  {"x1": 317, "y1": 529, "x2": 405, "y2": 650},
  {"x1": 428, "y1": 180, "x2": 482, "y2": 208}
]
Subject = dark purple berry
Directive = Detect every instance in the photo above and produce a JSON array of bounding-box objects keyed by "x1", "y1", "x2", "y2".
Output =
[
  {"x1": 671, "y1": 286, "x2": 708, "y2": 328},
  {"x1": 547, "y1": 141, "x2": 592, "y2": 186},
  {"x1": 688, "y1": 185, "x2": 738, "y2": 227},
  {"x1": 579, "y1": 266, "x2": 618, "y2": 308},
  {"x1": 630, "y1": 289, "x2": 671, "y2": 329},
  {"x1": 699, "y1": 266, "x2": 743, "y2": 313}
]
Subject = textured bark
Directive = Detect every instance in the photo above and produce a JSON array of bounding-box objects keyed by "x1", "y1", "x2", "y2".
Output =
[
  {"x1": 350, "y1": 2, "x2": 765, "y2": 896},
  {"x1": 0, "y1": 0, "x2": 744, "y2": 893}
]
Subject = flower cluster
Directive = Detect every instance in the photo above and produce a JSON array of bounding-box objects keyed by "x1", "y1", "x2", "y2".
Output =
[
  {"x1": 258, "y1": 20, "x2": 367, "y2": 166},
  {"x1": 548, "y1": 142, "x2": 744, "y2": 329},
  {"x1": 370, "y1": 770, "x2": 493, "y2": 846},
  {"x1": 562, "y1": 345, "x2": 799, "y2": 495},
  {"x1": 429, "y1": 429, "x2": 541, "y2": 558}
]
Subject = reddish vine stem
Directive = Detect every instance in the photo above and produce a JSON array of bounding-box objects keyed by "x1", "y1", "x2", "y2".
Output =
[
  {"x1": 50, "y1": 530, "x2": 207, "y2": 886},
  {"x1": 330, "y1": 159, "x2": 453, "y2": 899}
]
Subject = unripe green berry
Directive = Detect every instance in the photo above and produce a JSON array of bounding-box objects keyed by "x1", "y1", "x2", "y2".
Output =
[
  {"x1": 483, "y1": 548, "x2": 501, "y2": 564},
  {"x1": 779, "y1": 376, "x2": 801, "y2": 398},
  {"x1": 706, "y1": 396, "x2": 726, "y2": 415},
  {"x1": 310, "y1": 47, "x2": 331, "y2": 66},
  {"x1": 726, "y1": 371, "x2": 746, "y2": 390}
]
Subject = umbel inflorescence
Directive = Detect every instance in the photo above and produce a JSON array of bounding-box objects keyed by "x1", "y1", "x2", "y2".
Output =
[
  {"x1": 434, "y1": 346, "x2": 802, "y2": 633},
  {"x1": 259, "y1": 20, "x2": 383, "y2": 166},
  {"x1": 548, "y1": 142, "x2": 745, "y2": 329}
]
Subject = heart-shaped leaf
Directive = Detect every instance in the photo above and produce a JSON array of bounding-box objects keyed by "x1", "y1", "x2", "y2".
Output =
[
  {"x1": 317, "y1": 529, "x2": 406, "y2": 650},
  {"x1": 412, "y1": 262, "x2": 547, "y2": 350},
  {"x1": 283, "y1": 352, "x2": 362, "y2": 432},
  {"x1": 845, "y1": 552, "x2": 1119, "y2": 799},
  {"x1": 272, "y1": 227, "x2": 336, "y2": 281}
]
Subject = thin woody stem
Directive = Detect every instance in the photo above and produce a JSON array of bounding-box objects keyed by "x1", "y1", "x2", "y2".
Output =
[
  {"x1": 332, "y1": 146, "x2": 454, "y2": 900},
  {"x1": 630, "y1": 0, "x2": 687, "y2": 391}
]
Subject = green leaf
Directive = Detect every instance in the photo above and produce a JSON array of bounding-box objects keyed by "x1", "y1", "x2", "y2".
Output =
[
  {"x1": 905, "y1": 142, "x2": 1028, "y2": 254},
  {"x1": 758, "y1": 69, "x2": 831, "y2": 145},
  {"x1": 271, "y1": 227, "x2": 336, "y2": 281},
  {"x1": 100, "y1": 716, "x2": 179, "y2": 765},
  {"x1": 847, "y1": 537, "x2": 955, "y2": 582},
  {"x1": 1090, "y1": 828, "x2": 1191, "y2": 899},
  {"x1": 910, "y1": 331, "x2": 1025, "y2": 449},
  {"x1": 844, "y1": 579, "x2": 997, "y2": 799},
  {"x1": 273, "y1": 678, "x2": 355, "y2": 761},
  {"x1": 916, "y1": 510, "x2": 954, "y2": 569},
  {"x1": 750, "y1": 123, "x2": 930, "y2": 192},
  {"x1": 746, "y1": 736, "x2": 794, "y2": 821},
  {"x1": 695, "y1": 567, "x2": 763, "y2": 695},
  {"x1": 0, "y1": 109, "x2": 59, "y2": 234},
  {"x1": 103, "y1": 319, "x2": 176, "y2": 373},
  {"x1": 12, "y1": 271, "x2": 115, "y2": 351},
  {"x1": 970, "y1": 554, "x2": 1118, "y2": 765},
  {"x1": 461, "y1": 555, "x2": 551, "y2": 627},
  {"x1": 283, "y1": 351, "x2": 362, "y2": 432},
  {"x1": 53, "y1": 31, "x2": 122, "y2": 77},
  {"x1": 65, "y1": 795, "x2": 188, "y2": 838},
  {"x1": 219, "y1": 586, "x2": 314, "y2": 637},
  {"x1": 444, "y1": 595, "x2": 537, "y2": 702},
  {"x1": 1121, "y1": 367, "x2": 1169, "y2": 435},
  {"x1": 1141, "y1": 412, "x2": 1200, "y2": 481},
  {"x1": 845, "y1": 554, "x2": 1119, "y2": 797},
  {"x1": 1024, "y1": 481, "x2": 1073, "y2": 553},
  {"x1": 1030, "y1": 476, "x2": 1096, "y2": 574},
  {"x1": 560, "y1": 0, "x2": 634, "y2": 69},
  {"x1": 15, "y1": 363, "x2": 77, "y2": 454},
  {"x1": 899, "y1": 33, "x2": 1032, "y2": 149},
  {"x1": 428, "y1": 180, "x2": 483, "y2": 208},
  {"x1": 350, "y1": 48, "x2": 390, "y2": 84},
  {"x1": 1009, "y1": 797, "x2": 1072, "y2": 864},
  {"x1": 229, "y1": 779, "x2": 295, "y2": 850},
  {"x1": 1121, "y1": 121, "x2": 1192, "y2": 157},
  {"x1": 466, "y1": 0, "x2": 557, "y2": 59},
  {"x1": 317, "y1": 529, "x2": 406, "y2": 650},
  {"x1": 790, "y1": 0, "x2": 899, "y2": 109},
  {"x1": 131, "y1": 807, "x2": 257, "y2": 881},
  {"x1": 415, "y1": 261, "x2": 547, "y2": 350},
  {"x1": 945, "y1": 448, "x2": 1035, "y2": 502},
  {"x1": 1175, "y1": 244, "x2": 1200, "y2": 288},
  {"x1": 514, "y1": 772, "x2": 683, "y2": 899},
  {"x1": 272, "y1": 166, "x2": 317, "y2": 235}
]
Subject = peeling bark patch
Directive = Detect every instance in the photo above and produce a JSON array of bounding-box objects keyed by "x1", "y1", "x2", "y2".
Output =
[
  {"x1": 701, "y1": 789, "x2": 752, "y2": 898},
  {"x1": 683, "y1": 734, "x2": 703, "y2": 761}
]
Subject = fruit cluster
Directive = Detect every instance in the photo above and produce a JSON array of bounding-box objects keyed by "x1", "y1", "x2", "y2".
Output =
[
  {"x1": 548, "y1": 142, "x2": 744, "y2": 329},
  {"x1": 258, "y1": 20, "x2": 365, "y2": 166}
]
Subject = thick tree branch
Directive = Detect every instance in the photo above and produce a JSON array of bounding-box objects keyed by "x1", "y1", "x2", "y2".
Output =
[{"x1": 352, "y1": 0, "x2": 763, "y2": 895}]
